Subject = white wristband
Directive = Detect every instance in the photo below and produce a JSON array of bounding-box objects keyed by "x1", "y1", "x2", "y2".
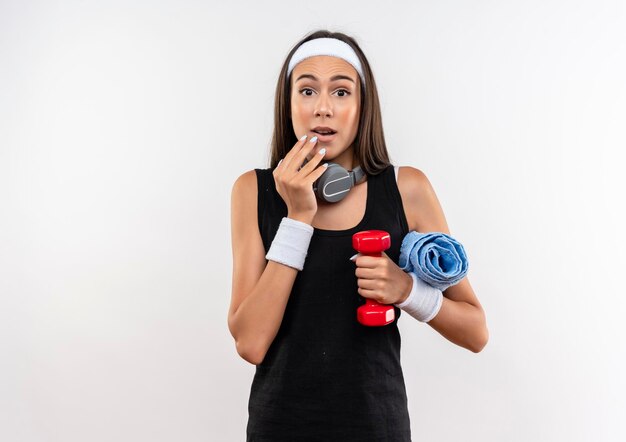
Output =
[
  {"x1": 265, "y1": 217, "x2": 314, "y2": 271},
  {"x1": 394, "y1": 272, "x2": 443, "y2": 322}
]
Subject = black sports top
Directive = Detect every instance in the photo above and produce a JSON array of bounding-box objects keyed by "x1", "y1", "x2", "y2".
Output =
[{"x1": 247, "y1": 164, "x2": 412, "y2": 441}]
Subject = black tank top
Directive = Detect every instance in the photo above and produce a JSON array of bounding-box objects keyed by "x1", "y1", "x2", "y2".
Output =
[{"x1": 248, "y1": 164, "x2": 412, "y2": 441}]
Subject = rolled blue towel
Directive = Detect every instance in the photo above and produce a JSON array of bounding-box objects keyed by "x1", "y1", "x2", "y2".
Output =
[{"x1": 399, "y1": 231, "x2": 469, "y2": 291}]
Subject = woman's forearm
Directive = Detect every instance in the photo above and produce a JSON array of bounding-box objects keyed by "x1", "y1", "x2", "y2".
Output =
[
  {"x1": 426, "y1": 297, "x2": 489, "y2": 353},
  {"x1": 229, "y1": 261, "x2": 299, "y2": 365}
]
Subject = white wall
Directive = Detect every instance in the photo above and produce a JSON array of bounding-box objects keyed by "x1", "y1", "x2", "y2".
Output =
[{"x1": 1, "y1": 0, "x2": 625, "y2": 441}]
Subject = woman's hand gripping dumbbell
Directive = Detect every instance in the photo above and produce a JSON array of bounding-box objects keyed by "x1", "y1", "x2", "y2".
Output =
[{"x1": 351, "y1": 230, "x2": 413, "y2": 326}]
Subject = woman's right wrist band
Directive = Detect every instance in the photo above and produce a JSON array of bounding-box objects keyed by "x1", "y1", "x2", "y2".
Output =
[
  {"x1": 265, "y1": 217, "x2": 314, "y2": 271},
  {"x1": 395, "y1": 271, "x2": 443, "y2": 322}
]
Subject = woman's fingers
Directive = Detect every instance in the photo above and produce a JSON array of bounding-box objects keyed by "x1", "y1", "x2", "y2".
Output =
[
  {"x1": 291, "y1": 136, "x2": 319, "y2": 172},
  {"x1": 304, "y1": 158, "x2": 329, "y2": 185},
  {"x1": 273, "y1": 134, "x2": 325, "y2": 194},
  {"x1": 271, "y1": 135, "x2": 323, "y2": 218},
  {"x1": 277, "y1": 135, "x2": 311, "y2": 173},
  {"x1": 299, "y1": 146, "x2": 327, "y2": 177}
]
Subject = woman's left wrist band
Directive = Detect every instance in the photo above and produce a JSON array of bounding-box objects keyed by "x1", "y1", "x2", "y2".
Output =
[
  {"x1": 265, "y1": 217, "x2": 314, "y2": 271},
  {"x1": 395, "y1": 271, "x2": 443, "y2": 322}
]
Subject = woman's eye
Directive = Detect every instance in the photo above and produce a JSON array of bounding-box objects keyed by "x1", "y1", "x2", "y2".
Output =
[{"x1": 299, "y1": 88, "x2": 351, "y2": 97}]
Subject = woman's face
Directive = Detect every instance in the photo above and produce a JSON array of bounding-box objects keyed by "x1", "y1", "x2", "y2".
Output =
[{"x1": 290, "y1": 55, "x2": 361, "y2": 163}]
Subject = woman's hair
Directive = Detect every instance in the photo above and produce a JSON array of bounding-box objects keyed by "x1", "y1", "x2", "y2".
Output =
[{"x1": 269, "y1": 29, "x2": 392, "y2": 176}]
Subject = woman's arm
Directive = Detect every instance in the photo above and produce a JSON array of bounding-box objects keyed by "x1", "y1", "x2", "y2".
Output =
[
  {"x1": 228, "y1": 170, "x2": 305, "y2": 365},
  {"x1": 398, "y1": 167, "x2": 489, "y2": 353}
]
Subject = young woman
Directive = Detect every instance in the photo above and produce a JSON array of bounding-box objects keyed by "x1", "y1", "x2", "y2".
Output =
[{"x1": 229, "y1": 29, "x2": 488, "y2": 441}]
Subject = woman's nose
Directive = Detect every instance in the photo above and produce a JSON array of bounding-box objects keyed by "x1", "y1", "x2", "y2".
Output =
[{"x1": 315, "y1": 94, "x2": 332, "y2": 117}]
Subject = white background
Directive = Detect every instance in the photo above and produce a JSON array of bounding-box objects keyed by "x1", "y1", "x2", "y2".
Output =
[{"x1": 1, "y1": 0, "x2": 625, "y2": 441}]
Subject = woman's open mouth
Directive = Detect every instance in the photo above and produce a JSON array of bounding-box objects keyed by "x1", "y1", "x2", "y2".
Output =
[{"x1": 312, "y1": 130, "x2": 337, "y2": 142}]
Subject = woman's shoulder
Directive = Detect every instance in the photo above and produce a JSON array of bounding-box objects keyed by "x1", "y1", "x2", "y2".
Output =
[
  {"x1": 396, "y1": 165, "x2": 448, "y2": 233},
  {"x1": 396, "y1": 165, "x2": 431, "y2": 201},
  {"x1": 232, "y1": 166, "x2": 273, "y2": 188},
  {"x1": 232, "y1": 168, "x2": 257, "y2": 189},
  {"x1": 231, "y1": 169, "x2": 261, "y2": 208}
]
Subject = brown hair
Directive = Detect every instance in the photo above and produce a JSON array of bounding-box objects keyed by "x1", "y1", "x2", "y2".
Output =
[{"x1": 268, "y1": 30, "x2": 392, "y2": 176}]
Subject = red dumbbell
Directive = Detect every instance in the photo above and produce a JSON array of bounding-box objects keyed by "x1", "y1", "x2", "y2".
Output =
[{"x1": 352, "y1": 230, "x2": 395, "y2": 326}]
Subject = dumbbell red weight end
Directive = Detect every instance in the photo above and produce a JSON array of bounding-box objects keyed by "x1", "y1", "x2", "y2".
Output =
[{"x1": 357, "y1": 299, "x2": 395, "y2": 326}]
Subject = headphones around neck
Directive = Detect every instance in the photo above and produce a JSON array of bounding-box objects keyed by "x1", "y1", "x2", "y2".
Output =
[{"x1": 301, "y1": 158, "x2": 366, "y2": 203}]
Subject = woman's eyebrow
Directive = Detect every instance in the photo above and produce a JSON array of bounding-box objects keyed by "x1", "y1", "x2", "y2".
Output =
[{"x1": 295, "y1": 74, "x2": 355, "y2": 84}]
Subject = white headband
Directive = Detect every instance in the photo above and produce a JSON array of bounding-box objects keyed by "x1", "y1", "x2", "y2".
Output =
[{"x1": 287, "y1": 37, "x2": 365, "y2": 90}]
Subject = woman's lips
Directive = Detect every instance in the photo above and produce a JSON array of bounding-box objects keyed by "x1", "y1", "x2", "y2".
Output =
[{"x1": 311, "y1": 131, "x2": 337, "y2": 142}]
